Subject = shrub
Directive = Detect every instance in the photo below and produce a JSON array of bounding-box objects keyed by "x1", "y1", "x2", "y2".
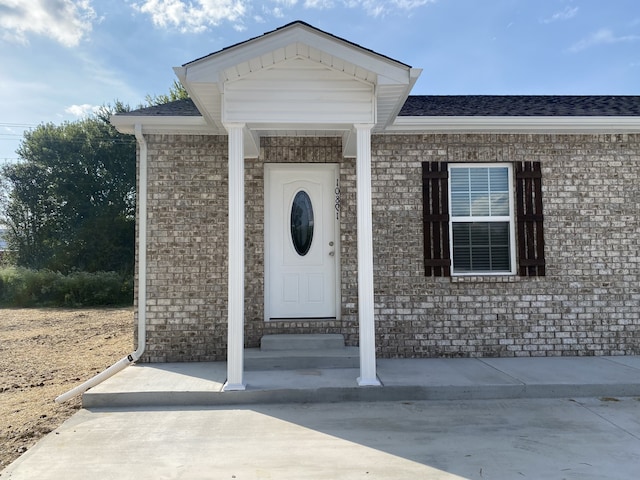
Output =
[{"x1": 0, "y1": 267, "x2": 133, "y2": 307}]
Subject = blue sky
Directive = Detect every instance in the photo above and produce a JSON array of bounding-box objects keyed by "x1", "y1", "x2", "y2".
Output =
[{"x1": 1, "y1": 0, "x2": 639, "y2": 161}]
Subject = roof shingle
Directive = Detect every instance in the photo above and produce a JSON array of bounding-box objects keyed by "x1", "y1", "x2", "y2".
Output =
[
  {"x1": 399, "y1": 95, "x2": 640, "y2": 117},
  {"x1": 119, "y1": 95, "x2": 640, "y2": 118},
  {"x1": 122, "y1": 99, "x2": 201, "y2": 117}
]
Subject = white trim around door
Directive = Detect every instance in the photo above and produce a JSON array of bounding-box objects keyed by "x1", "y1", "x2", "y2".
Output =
[{"x1": 265, "y1": 163, "x2": 341, "y2": 322}]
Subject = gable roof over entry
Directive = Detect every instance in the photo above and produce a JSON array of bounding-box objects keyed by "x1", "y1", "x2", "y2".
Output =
[
  {"x1": 175, "y1": 21, "x2": 420, "y2": 132},
  {"x1": 112, "y1": 21, "x2": 421, "y2": 157}
]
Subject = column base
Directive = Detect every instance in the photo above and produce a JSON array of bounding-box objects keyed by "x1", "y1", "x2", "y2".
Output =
[
  {"x1": 357, "y1": 376, "x2": 382, "y2": 387},
  {"x1": 222, "y1": 381, "x2": 246, "y2": 392}
]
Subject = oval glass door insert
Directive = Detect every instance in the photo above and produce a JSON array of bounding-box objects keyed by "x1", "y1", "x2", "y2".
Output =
[{"x1": 290, "y1": 190, "x2": 314, "y2": 256}]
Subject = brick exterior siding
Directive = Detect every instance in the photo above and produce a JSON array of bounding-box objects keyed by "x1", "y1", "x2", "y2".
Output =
[{"x1": 138, "y1": 132, "x2": 640, "y2": 362}]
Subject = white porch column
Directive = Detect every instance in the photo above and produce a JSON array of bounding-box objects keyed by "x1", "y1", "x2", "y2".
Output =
[
  {"x1": 223, "y1": 123, "x2": 246, "y2": 391},
  {"x1": 355, "y1": 124, "x2": 381, "y2": 386}
]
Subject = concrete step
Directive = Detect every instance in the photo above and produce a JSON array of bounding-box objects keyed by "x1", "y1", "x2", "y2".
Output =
[
  {"x1": 260, "y1": 334, "x2": 346, "y2": 351},
  {"x1": 245, "y1": 346, "x2": 360, "y2": 370},
  {"x1": 245, "y1": 334, "x2": 358, "y2": 370}
]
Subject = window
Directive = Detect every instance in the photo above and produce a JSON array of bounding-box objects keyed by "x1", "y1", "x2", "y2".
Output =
[
  {"x1": 290, "y1": 190, "x2": 314, "y2": 256},
  {"x1": 422, "y1": 161, "x2": 545, "y2": 277},
  {"x1": 449, "y1": 165, "x2": 515, "y2": 275}
]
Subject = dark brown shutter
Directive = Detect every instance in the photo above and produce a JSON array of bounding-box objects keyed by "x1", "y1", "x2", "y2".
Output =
[
  {"x1": 422, "y1": 162, "x2": 451, "y2": 276},
  {"x1": 515, "y1": 161, "x2": 546, "y2": 276}
]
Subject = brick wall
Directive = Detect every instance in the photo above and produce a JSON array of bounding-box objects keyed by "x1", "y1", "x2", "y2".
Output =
[
  {"x1": 139, "y1": 132, "x2": 640, "y2": 361},
  {"x1": 371, "y1": 133, "x2": 640, "y2": 357},
  {"x1": 140, "y1": 134, "x2": 229, "y2": 362}
]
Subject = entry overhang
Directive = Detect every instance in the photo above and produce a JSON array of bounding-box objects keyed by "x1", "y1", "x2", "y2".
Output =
[
  {"x1": 112, "y1": 22, "x2": 420, "y2": 158},
  {"x1": 175, "y1": 21, "x2": 420, "y2": 145}
]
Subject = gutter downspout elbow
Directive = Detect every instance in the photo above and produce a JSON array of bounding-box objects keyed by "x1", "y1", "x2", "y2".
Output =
[{"x1": 55, "y1": 124, "x2": 148, "y2": 403}]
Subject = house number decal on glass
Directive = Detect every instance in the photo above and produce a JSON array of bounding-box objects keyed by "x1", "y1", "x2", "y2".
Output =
[{"x1": 291, "y1": 190, "x2": 314, "y2": 256}]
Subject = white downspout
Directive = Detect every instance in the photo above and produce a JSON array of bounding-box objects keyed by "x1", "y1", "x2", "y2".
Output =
[{"x1": 55, "y1": 123, "x2": 148, "y2": 403}]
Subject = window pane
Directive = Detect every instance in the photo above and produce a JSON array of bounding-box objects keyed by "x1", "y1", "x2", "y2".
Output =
[
  {"x1": 471, "y1": 246, "x2": 491, "y2": 271},
  {"x1": 451, "y1": 192, "x2": 470, "y2": 216},
  {"x1": 450, "y1": 168, "x2": 469, "y2": 192},
  {"x1": 470, "y1": 192, "x2": 490, "y2": 216},
  {"x1": 452, "y1": 222, "x2": 511, "y2": 273},
  {"x1": 491, "y1": 246, "x2": 510, "y2": 270},
  {"x1": 452, "y1": 166, "x2": 511, "y2": 218},
  {"x1": 452, "y1": 223, "x2": 474, "y2": 272},
  {"x1": 453, "y1": 222, "x2": 470, "y2": 244},
  {"x1": 470, "y1": 222, "x2": 490, "y2": 243},
  {"x1": 290, "y1": 190, "x2": 314, "y2": 256},
  {"x1": 489, "y1": 168, "x2": 509, "y2": 191},
  {"x1": 489, "y1": 168, "x2": 509, "y2": 216},
  {"x1": 489, "y1": 222, "x2": 509, "y2": 244},
  {"x1": 490, "y1": 192, "x2": 510, "y2": 216},
  {"x1": 470, "y1": 168, "x2": 488, "y2": 191},
  {"x1": 453, "y1": 246, "x2": 471, "y2": 271}
]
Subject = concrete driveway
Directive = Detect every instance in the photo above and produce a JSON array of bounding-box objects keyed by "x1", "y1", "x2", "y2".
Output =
[{"x1": 3, "y1": 396, "x2": 639, "y2": 479}]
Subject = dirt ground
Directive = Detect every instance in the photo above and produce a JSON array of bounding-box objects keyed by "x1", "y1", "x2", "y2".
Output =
[{"x1": 0, "y1": 308, "x2": 133, "y2": 470}]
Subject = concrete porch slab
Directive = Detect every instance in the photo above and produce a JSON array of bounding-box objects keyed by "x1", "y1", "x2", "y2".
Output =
[
  {"x1": 477, "y1": 356, "x2": 640, "y2": 398},
  {"x1": 480, "y1": 356, "x2": 640, "y2": 385},
  {"x1": 80, "y1": 356, "x2": 640, "y2": 409},
  {"x1": 603, "y1": 355, "x2": 640, "y2": 369},
  {"x1": 376, "y1": 358, "x2": 521, "y2": 387}
]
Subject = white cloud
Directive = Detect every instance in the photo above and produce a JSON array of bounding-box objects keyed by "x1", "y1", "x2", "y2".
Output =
[
  {"x1": 65, "y1": 104, "x2": 100, "y2": 117},
  {"x1": 0, "y1": 0, "x2": 96, "y2": 47},
  {"x1": 303, "y1": 0, "x2": 333, "y2": 7},
  {"x1": 131, "y1": 0, "x2": 247, "y2": 33},
  {"x1": 569, "y1": 28, "x2": 640, "y2": 53},
  {"x1": 345, "y1": 0, "x2": 434, "y2": 16},
  {"x1": 542, "y1": 6, "x2": 578, "y2": 24},
  {"x1": 131, "y1": 0, "x2": 435, "y2": 31}
]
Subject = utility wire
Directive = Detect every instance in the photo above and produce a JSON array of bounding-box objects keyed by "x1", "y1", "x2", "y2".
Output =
[{"x1": 0, "y1": 122, "x2": 38, "y2": 128}]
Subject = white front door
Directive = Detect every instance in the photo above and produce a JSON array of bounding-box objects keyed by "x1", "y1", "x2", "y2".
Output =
[{"x1": 265, "y1": 164, "x2": 339, "y2": 319}]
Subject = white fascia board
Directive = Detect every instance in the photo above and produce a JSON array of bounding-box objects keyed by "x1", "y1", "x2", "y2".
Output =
[
  {"x1": 185, "y1": 28, "x2": 301, "y2": 76},
  {"x1": 110, "y1": 115, "x2": 215, "y2": 135},
  {"x1": 294, "y1": 30, "x2": 411, "y2": 84},
  {"x1": 388, "y1": 116, "x2": 640, "y2": 133},
  {"x1": 378, "y1": 68, "x2": 422, "y2": 129},
  {"x1": 174, "y1": 66, "x2": 224, "y2": 130}
]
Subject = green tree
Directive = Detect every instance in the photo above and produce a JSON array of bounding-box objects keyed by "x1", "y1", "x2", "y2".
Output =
[
  {"x1": 145, "y1": 80, "x2": 189, "y2": 106},
  {"x1": 1, "y1": 102, "x2": 136, "y2": 273}
]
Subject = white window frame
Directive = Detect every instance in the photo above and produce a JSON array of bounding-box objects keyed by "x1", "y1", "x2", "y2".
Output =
[{"x1": 448, "y1": 163, "x2": 517, "y2": 276}]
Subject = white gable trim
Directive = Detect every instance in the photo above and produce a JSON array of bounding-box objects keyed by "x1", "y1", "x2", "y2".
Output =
[{"x1": 184, "y1": 26, "x2": 411, "y2": 86}]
